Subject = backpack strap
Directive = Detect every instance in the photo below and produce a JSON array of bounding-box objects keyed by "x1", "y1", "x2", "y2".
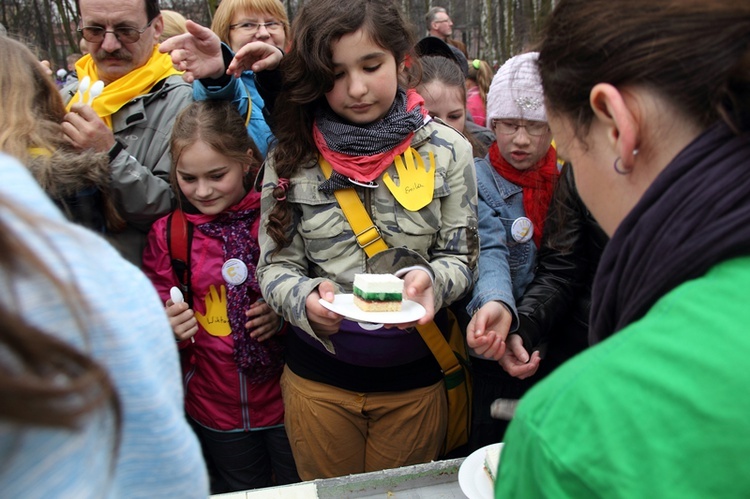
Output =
[{"x1": 166, "y1": 208, "x2": 194, "y2": 307}]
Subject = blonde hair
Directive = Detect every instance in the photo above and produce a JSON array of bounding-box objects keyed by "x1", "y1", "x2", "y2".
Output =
[
  {"x1": 467, "y1": 59, "x2": 493, "y2": 105},
  {"x1": 0, "y1": 37, "x2": 66, "y2": 162},
  {"x1": 160, "y1": 10, "x2": 187, "y2": 42},
  {"x1": 211, "y1": 0, "x2": 290, "y2": 49},
  {"x1": 0, "y1": 36, "x2": 125, "y2": 232}
]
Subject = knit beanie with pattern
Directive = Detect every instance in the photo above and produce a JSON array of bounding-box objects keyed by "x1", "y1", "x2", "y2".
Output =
[{"x1": 486, "y1": 51, "x2": 546, "y2": 123}]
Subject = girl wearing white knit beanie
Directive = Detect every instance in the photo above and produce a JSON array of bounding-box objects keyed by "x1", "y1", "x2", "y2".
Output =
[{"x1": 463, "y1": 51, "x2": 560, "y2": 449}]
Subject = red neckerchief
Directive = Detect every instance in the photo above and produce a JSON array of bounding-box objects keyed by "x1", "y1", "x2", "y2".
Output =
[
  {"x1": 313, "y1": 89, "x2": 427, "y2": 182},
  {"x1": 489, "y1": 142, "x2": 558, "y2": 248}
]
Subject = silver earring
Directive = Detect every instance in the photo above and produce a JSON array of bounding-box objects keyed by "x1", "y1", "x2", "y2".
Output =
[{"x1": 613, "y1": 157, "x2": 630, "y2": 175}]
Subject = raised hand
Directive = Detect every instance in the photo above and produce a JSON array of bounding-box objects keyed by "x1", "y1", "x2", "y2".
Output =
[
  {"x1": 62, "y1": 103, "x2": 115, "y2": 153},
  {"x1": 227, "y1": 41, "x2": 284, "y2": 76},
  {"x1": 159, "y1": 20, "x2": 225, "y2": 82}
]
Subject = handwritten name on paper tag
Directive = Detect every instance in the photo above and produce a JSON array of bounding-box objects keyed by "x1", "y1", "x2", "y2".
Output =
[{"x1": 383, "y1": 148, "x2": 435, "y2": 211}]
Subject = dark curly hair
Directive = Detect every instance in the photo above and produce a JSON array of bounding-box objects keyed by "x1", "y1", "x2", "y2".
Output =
[{"x1": 265, "y1": 0, "x2": 418, "y2": 251}]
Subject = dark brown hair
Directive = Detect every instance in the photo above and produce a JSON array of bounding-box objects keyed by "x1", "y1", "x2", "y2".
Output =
[
  {"x1": 266, "y1": 0, "x2": 418, "y2": 251},
  {"x1": 538, "y1": 0, "x2": 750, "y2": 139}
]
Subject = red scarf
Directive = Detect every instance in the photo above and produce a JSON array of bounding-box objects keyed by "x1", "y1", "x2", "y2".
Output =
[
  {"x1": 489, "y1": 142, "x2": 558, "y2": 248},
  {"x1": 313, "y1": 90, "x2": 427, "y2": 182}
]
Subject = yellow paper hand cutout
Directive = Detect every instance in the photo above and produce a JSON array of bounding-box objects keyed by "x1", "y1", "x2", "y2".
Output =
[
  {"x1": 195, "y1": 284, "x2": 231, "y2": 337},
  {"x1": 383, "y1": 148, "x2": 435, "y2": 212}
]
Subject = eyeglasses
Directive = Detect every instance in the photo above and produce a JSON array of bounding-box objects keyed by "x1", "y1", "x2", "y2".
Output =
[
  {"x1": 229, "y1": 21, "x2": 284, "y2": 33},
  {"x1": 492, "y1": 119, "x2": 549, "y2": 136},
  {"x1": 78, "y1": 19, "x2": 154, "y2": 44}
]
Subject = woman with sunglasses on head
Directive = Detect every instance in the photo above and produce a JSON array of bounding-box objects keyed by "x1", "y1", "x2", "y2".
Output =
[{"x1": 464, "y1": 52, "x2": 560, "y2": 450}]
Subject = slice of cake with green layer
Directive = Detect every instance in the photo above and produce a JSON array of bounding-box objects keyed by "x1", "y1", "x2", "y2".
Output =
[{"x1": 353, "y1": 273, "x2": 404, "y2": 312}]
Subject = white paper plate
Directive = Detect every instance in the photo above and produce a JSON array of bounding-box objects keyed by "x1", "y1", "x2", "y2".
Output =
[
  {"x1": 318, "y1": 293, "x2": 426, "y2": 325},
  {"x1": 458, "y1": 442, "x2": 504, "y2": 499}
]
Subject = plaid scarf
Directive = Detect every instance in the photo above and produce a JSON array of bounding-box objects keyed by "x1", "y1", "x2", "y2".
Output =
[
  {"x1": 314, "y1": 88, "x2": 426, "y2": 185},
  {"x1": 197, "y1": 207, "x2": 284, "y2": 383}
]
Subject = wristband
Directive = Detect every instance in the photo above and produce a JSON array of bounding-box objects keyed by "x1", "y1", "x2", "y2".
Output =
[{"x1": 108, "y1": 139, "x2": 125, "y2": 163}]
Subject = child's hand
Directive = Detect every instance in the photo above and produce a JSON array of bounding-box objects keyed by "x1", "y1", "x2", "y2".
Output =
[
  {"x1": 389, "y1": 268, "x2": 435, "y2": 329},
  {"x1": 245, "y1": 300, "x2": 281, "y2": 342},
  {"x1": 499, "y1": 334, "x2": 541, "y2": 379},
  {"x1": 159, "y1": 20, "x2": 225, "y2": 82},
  {"x1": 166, "y1": 299, "x2": 198, "y2": 342},
  {"x1": 228, "y1": 41, "x2": 283, "y2": 77},
  {"x1": 306, "y1": 280, "x2": 342, "y2": 337},
  {"x1": 466, "y1": 301, "x2": 513, "y2": 360}
]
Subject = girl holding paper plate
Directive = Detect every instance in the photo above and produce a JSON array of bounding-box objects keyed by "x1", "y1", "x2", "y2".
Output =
[{"x1": 255, "y1": 0, "x2": 478, "y2": 480}]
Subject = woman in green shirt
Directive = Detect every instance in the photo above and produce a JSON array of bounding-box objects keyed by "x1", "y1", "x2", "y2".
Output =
[{"x1": 495, "y1": 1, "x2": 750, "y2": 497}]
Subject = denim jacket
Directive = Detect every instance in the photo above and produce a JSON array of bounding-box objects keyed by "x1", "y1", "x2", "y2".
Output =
[{"x1": 466, "y1": 156, "x2": 537, "y2": 329}]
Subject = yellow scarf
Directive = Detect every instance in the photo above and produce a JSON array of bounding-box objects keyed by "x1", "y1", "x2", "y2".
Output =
[
  {"x1": 67, "y1": 46, "x2": 182, "y2": 129},
  {"x1": 28, "y1": 147, "x2": 52, "y2": 157}
]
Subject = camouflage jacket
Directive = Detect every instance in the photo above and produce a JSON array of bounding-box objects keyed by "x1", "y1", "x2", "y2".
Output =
[{"x1": 257, "y1": 119, "x2": 479, "y2": 352}]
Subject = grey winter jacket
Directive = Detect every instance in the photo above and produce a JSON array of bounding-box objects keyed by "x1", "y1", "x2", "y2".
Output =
[{"x1": 62, "y1": 74, "x2": 194, "y2": 265}]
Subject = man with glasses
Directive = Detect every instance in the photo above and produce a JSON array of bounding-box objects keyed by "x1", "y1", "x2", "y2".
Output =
[
  {"x1": 424, "y1": 6, "x2": 467, "y2": 57},
  {"x1": 61, "y1": 0, "x2": 193, "y2": 266}
]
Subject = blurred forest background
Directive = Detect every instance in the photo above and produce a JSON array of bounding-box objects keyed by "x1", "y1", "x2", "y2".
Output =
[{"x1": 1, "y1": 0, "x2": 554, "y2": 71}]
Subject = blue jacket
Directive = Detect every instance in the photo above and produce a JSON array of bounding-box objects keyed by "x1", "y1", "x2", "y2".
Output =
[
  {"x1": 0, "y1": 154, "x2": 209, "y2": 498},
  {"x1": 467, "y1": 156, "x2": 537, "y2": 328},
  {"x1": 193, "y1": 46, "x2": 274, "y2": 158}
]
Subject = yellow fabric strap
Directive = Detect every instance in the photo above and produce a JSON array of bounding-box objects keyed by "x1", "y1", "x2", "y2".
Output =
[
  {"x1": 319, "y1": 157, "x2": 388, "y2": 256},
  {"x1": 318, "y1": 156, "x2": 459, "y2": 374},
  {"x1": 68, "y1": 45, "x2": 183, "y2": 129},
  {"x1": 241, "y1": 80, "x2": 253, "y2": 128},
  {"x1": 28, "y1": 147, "x2": 52, "y2": 158}
]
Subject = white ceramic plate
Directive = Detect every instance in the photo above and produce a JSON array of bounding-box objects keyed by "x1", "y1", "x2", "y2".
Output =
[
  {"x1": 318, "y1": 293, "x2": 426, "y2": 325},
  {"x1": 458, "y1": 442, "x2": 504, "y2": 499}
]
